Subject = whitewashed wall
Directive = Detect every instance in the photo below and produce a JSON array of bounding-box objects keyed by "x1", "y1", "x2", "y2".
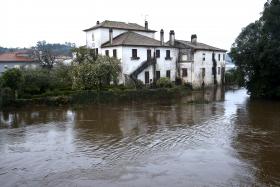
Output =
[
  {"x1": 191, "y1": 50, "x2": 226, "y2": 88},
  {"x1": 121, "y1": 46, "x2": 178, "y2": 83}
]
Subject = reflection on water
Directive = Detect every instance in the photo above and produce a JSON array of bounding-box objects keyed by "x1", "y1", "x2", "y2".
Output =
[{"x1": 0, "y1": 87, "x2": 280, "y2": 186}]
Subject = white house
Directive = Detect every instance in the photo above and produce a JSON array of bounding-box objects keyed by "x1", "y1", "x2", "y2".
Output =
[{"x1": 83, "y1": 20, "x2": 226, "y2": 88}]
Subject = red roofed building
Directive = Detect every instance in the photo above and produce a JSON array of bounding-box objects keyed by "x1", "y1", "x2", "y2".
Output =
[{"x1": 0, "y1": 50, "x2": 39, "y2": 74}]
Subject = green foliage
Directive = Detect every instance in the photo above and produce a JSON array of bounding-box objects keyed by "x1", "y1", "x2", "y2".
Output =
[
  {"x1": 225, "y1": 69, "x2": 244, "y2": 86},
  {"x1": 1, "y1": 68, "x2": 23, "y2": 91},
  {"x1": 72, "y1": 56, "x2": 121, "y2": 90},
  {"x1": 72, "y1": 46, "x2": 97, "y2": 64},
  {"x1": 0, "y1": 87, "x2": 15, "y2": 107},
  {"x1": 230, "y1": 0, "x2": 280, "y2": 99},
  {"x1": 50, "y1": 64, "x2": 73, "y2": 90},
  {"x1": 156, "y1": 77, "x2": 173, "y2": 88}
]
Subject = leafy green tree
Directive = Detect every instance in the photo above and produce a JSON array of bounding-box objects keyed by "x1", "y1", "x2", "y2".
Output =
[
  {"x1": 72, "y1": 46, "x2": 97, "y2": 64},
  {"x1": 230, "y1": 0, "x2": 280, "y2": 99},
  {"x1": 72, "y1": 56, "x2": 121, "y2": 90},
  {"x1": 1, "y1": 69, "x2": 23, "y2": 98}
]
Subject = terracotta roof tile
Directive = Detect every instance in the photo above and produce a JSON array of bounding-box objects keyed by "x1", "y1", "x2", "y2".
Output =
[{"x1": 0, "y1": 52, "x2": 35, "y2": 62}]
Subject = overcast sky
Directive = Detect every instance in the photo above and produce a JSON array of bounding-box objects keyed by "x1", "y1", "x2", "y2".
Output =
[{"x1": 1, "y1": 0, "x2": 265, "y2": 50}]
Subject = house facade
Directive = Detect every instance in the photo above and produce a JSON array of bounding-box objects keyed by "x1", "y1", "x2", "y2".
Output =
[
  {"x1": 84, "y1": 20, "x2": 226, "y2": 88},
  {"x1": 0, "y1": 50, "x2": 38, "y2": 75}
]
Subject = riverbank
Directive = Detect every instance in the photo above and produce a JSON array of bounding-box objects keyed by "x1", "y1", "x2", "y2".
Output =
[{"x1": 1, "y1": 86, "x2": 192, "y2": 109}]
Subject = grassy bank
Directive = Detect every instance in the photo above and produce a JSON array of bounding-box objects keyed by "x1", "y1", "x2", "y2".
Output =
[{"x1": 2, "y1": 86, "x2": 190, "y2": 108}]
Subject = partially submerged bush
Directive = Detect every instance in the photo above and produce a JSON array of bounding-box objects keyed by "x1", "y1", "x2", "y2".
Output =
[
  {"x1": 72, "y1": 56, "x2": 121, "y2": 90},
  {"x1": 156, "y1": 77, "x2": 173, "y2": 88}
]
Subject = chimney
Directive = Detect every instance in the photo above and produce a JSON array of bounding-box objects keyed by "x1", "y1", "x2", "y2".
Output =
[
  {"x1": 145, "y1": 21, "x2": 148, "y2": 30},
  {"x1": 109, "y1": 28, "x2": 113, "y2": 45},
  {"x1": 96, "y1": 21, "x2": 100, "y2": 25},
  {"x1": 160, "y1": 29, "x2": 164, "y2": 46},
  {"x1": 169, "y1": 30, "x2": 175, "y2": 46},
  {"x1": 191, "y1": 34, "x2": 197, "y2": 44}
]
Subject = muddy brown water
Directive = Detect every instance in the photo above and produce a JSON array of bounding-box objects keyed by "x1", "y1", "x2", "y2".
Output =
[{"x1": 0, "y1": 88, "x2": 280, "y2": 187}]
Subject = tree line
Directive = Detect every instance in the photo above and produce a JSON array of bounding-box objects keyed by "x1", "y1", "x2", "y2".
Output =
[{"x1": 230, "y1": 0, "x2": 280, "y2": 99}]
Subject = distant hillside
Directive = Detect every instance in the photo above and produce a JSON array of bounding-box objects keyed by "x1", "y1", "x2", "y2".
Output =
[{"x1": 0, "y1": 42, "x2": 76, "y2": 57}]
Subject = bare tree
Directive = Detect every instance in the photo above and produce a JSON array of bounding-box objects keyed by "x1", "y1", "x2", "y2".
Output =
[{"x1": 34, "y1": 41, "x2": 56, "y2": 69}]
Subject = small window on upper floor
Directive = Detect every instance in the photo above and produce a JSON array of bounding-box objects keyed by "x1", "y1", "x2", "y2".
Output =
[
  {"x1": 203, "y1": 53, "x2": 206, "y2": 61},
  {"x1": 218, "y1": 67, "x2": 221, "y2": 75},
  {"x1": 156, "y1": 50, "x2": 160, "y2": 58},
  {"x1": 113, "y1": 49, "x2": 117, "y2": 58},
  {"x1": 218, "y1": 54, "x2": 221, "y2": 61},
  {"x1": 165, "y1": 50, "x2": 171, "y2": 60},
  {"x1": 223, "y1": 54, "x2": 225, "y2": 61},
  {"x1": 105, "y1": 50, "x2": 109, "y2": 57},
  {"x1": 131, "y1": 49, "x2": 139, "y2": 60},
  {"x1": 92, "y1": 33, "x2": 94, "y2": 41},
  {"x1": 181, "y1": 55, "x2": 188, "y2": 61}
]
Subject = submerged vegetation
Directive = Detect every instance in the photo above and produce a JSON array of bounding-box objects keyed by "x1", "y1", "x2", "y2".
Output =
[{"x1": 0, "y1": 48, "x2": 191, "y2": 108}]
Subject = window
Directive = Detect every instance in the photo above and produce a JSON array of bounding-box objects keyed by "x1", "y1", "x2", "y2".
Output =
[
  {"x1": 218, "y1": 54, "x2": 221, "y2": 61},
  {"x1": 218, "y1": 67, "x2": 221, "y2": 75},
  {"x1": 113, "y1": 49, "x2": 117, "y2": 58},
  {"x1": 95, "y1": 48, "x2": 98, "y2": 55},
  {"x1": 156, "y1": 50, "x2": 160, "y2": 58},
  {"x1": 132, "y1": 49, "x2": 139, "y2": 60},
  {"x1": 223, "y1": 54, "x2": 225, "y2": 61},
  {"x1": 105, "y1": 50, "x2": 109, "y2": 57},
  {"x1": 203, "y1": 53, "x2": 206, "y2": 61},
  {"x1": 4, "y1": 65, "x2": 8, "y2": 69},
  {"x1": 166, "y1": 70, "x2": 171, "y2": 78},
  {"x1": 165, "y1": 50, "x2": 171, "y2": 60},
  {"x1": 181, "y1": 55, "x2": 188, "y2": 61},
  {"x1": 182, "y1": 68, "x2": 188, "y2": 77},
  {"x1": 147, "y1": 49, "x2": 152, "y2": 60},
  {"x1": 156, "y1": 71, "x2": 161, "y2": 81},
  {"x1": 92, "y1": 33, "x2": 94, "y2": 41},
  {"x1": 145, "y1": 71, "x2": 149, "y2": 84},
  {"x1": 201, "y1": 68, "x2": 206, "y2": 78}
]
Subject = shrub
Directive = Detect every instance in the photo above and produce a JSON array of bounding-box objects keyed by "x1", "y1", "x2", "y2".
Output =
[
  {"x1": 156, "y1": 77, "x2": 173, "y2": 88},
  {"x1": 20, "y1": 69, "x2": 51, "y2": 95},
  {"x1": 0, "y1": 87, "x2": 15, "y2": 107},
  {"x1": 1, "y1": 68, "x2": 23, "y2": 91},
  {"x1": 72, "y1": 56, "x2": 121, "y2": 90}
]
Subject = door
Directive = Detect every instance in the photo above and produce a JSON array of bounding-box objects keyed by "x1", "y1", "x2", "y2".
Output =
[
  {"x1": 156, "y1": 71, "x2": 161, "y2": 81},
  {"x1": 145, "y1": 71, "x2": 150, "y2": 84},
  {"x1": 147, "y1": 49, "x2": 152, "y2": 60}
]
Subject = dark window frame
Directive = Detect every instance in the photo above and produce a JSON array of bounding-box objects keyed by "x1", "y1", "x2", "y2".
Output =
[
  {"x1": 105, "y1": 50, "x2": 109, "y2": 57},
  {"x1": 131, "y1": 49, "x2": 140, "y2": 60},
  {"x1": 182, "y1": 68, "x2": 188, "y2": 77},
  {"x1": 156, "y1": 71, "x2": 161, "y2": 81},
  {"x1": 165, "y1": 50, "x2": 172, "y2": 60},
  {"x1": 156, "y1": 50, "x2": 160, "y2": 58},
  {"x1": 113, "y1": 49, "x2": 117, "y2": 58},
  {"x1": 218, "y1": 54, "x2": 221, "y2": 61},
  {"x1": 166, "y1": 70, "x2": 171, "y2": 78}
]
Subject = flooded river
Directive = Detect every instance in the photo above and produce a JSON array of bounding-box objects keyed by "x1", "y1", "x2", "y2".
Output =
[{"x1": 0, "y1": 88, "x2": 280, "y2": 187}]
